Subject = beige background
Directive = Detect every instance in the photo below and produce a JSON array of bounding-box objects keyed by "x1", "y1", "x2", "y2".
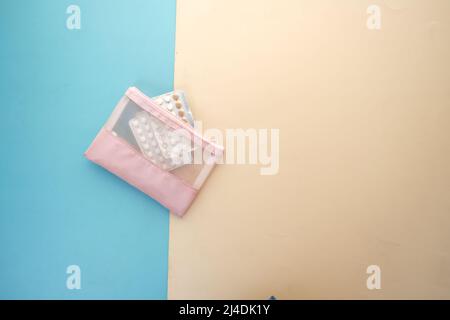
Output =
[{"x1": 169, "y1": 0, "x2": 450, "y2": 299}]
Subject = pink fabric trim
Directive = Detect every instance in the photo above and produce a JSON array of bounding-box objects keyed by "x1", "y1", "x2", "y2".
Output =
[
  {"x1": 84, "y1": 128, "x2": 197, "y2": 217},
  {"x1": 126, "y1": 87, "x2": 224, "y2": 155}
]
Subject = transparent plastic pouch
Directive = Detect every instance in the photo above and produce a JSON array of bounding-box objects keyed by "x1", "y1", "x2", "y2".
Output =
[{"x1": 84, "y1": 87, "x2": 223, "y2": 216}]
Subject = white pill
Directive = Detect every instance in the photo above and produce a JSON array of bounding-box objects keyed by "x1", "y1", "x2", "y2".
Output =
[
  {"x1": 140, "y1": 136, "x2": 146, "y2": 142},
  {"x1": 140, "y1": 117, "x2": 147, "y2": 123},
  {"x1": 167, "y1": 103, "x2": 173, "y2": 111},
  {"x1": 155, "y1": 98, "x2": 163, "y2": 105},
  {"x1": 164, "y1": 96, "x2": 171, "y2": 103},
  {"x1": 132, "y1": 119, "x2": 139, "y2": 126},
  {"x1": 147, "y1": 151, "x2": 153, "y2": 157}
]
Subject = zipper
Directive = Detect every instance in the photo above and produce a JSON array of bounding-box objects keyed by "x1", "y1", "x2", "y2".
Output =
[{"x1": 126, "y1": 87, "x2": 224, "y2": 152}]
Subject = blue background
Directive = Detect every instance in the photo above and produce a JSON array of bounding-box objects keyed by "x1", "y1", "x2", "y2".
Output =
[{"x1": 0, "y1": 0, "x2": 175, "y2": 299}]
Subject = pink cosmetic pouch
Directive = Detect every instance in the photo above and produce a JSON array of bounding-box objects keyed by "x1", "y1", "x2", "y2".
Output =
[{"x1": 85, "y1": 87, "x2": 223, "y2": 216}]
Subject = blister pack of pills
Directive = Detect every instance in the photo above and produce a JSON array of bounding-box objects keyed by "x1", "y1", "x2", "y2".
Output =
[
  {"x1": 85, "y1": 87, "x2": 223, "y2": 216},
  {"x1": 129, "y1": 111, "x2": 194, "y2": 171},
  {"x1": 152, "y1": 90, "x2": 194, "y2": 127}
]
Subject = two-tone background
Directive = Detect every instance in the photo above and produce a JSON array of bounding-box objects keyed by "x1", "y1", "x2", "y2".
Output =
[{"x1": 1, "y1": 0, "x2": 450, "y2": 299}]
